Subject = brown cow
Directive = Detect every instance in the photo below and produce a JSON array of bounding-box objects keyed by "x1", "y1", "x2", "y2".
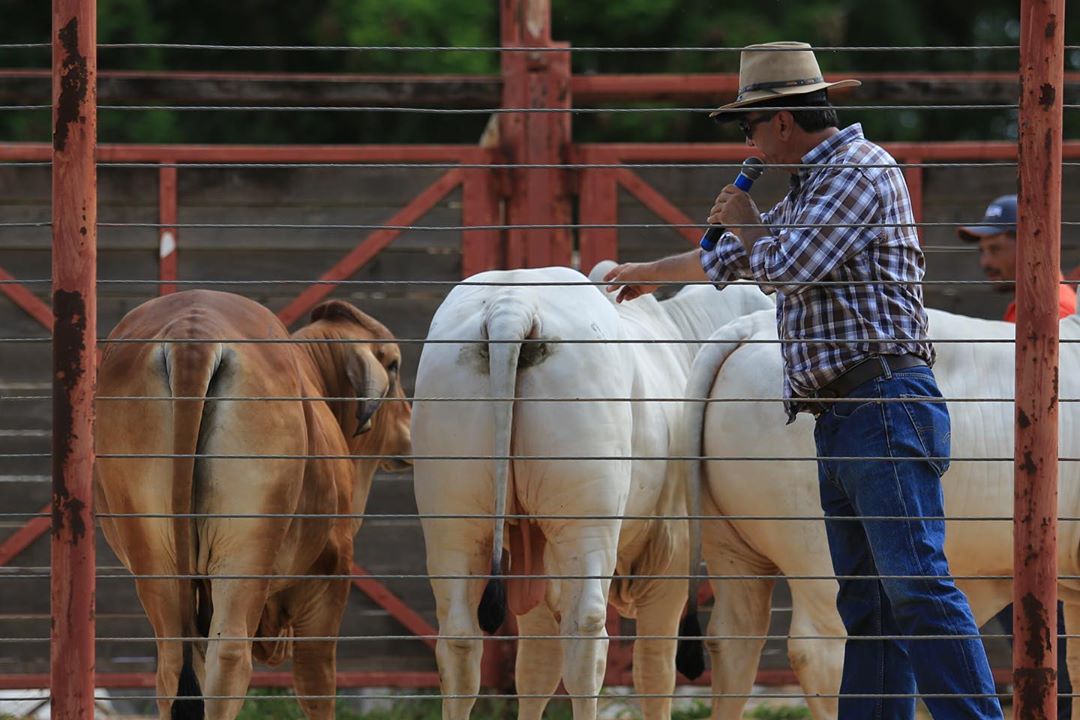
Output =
[{"x1": 94, "y1": 290, "x2": 411, "y2": 720}]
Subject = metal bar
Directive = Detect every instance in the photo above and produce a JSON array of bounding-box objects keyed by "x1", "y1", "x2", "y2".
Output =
[
  {"x1": 157, "y1": 164, "x2": 177, "y2": 295},
  {"x1": 6, "y1": 140, "x2": 1080, "y2": 164},
  {"x1": 275, "y1": 168, "x2": 462, "y2": 327},
  {"x1": 1014, "y1": 2, "x2": 1063, "y2": 716},
  {"x1": 500, "y1": 3, "x2": 528, "y2": 269},
  {"x1": 578, "y1": 158, "x2": 620, "y2": 271},
  {"x1": 578, "y1": 141, "x2": 1080, "y2": 163},
  {"x1": 10, "y1": 68, "x2": 1080, "y2": 106},
  {"x1": 0, "y1": 504, "x2": 51, "y2": 566},
  {"x1": 0, "y1": 142, "x2": 490, "y2": 163},
  {"x1": 51, "y1": 0, "x2": 96, "y2": 717},
  {"x1": 0, "y1": 672, "x2": 442, "y2": 690},
  {"x1": 499, "y1": 0, "x2": 573, "y2": 270},
  {"x1": 461, "y1": 165, "x2": 502, "y2": 276},
  {"x1": 349, "y1": 564, "x2": 438, "y2": 650},
  {"x1": 901, "y1": 154, "x2": 924, "y2": 245},
  {"x1": 614, "y1": 167, "x2": 702, "y2": 245},
  {"x1": 0, "y1": 266, "x2": 53, "y2": 330},
  {"x1": 5, "y1": 667, "x2": 953, "y2": 690}
]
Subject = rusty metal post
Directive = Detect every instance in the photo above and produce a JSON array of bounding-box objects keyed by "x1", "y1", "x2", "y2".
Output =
[
  {"x1": 499, "y1": 0, "x2": 573, "y2": 269},
  {"x1": 51, "y1": 0, "x2": 96, "y2": 717},
  {"x1": 1014, "y1": 1, "x2": 1063, "y2": 717},
  {"x1": 158, "y1": 164, "x2": 178, "y2": 295}
]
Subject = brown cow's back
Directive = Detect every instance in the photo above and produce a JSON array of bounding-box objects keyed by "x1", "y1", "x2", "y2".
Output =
[{"x1": 95, "y1": 290, "x2": 409, "y2": 720}]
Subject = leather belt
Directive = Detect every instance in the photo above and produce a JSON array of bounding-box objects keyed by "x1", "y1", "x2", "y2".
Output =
[{"x1": 801, "y1": 354, "x2": 927, "y2": 416}]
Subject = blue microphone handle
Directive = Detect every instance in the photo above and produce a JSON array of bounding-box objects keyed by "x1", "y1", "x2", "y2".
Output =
[{"x1": 733, "y1": 172, "x2": 754, "y2": 192}]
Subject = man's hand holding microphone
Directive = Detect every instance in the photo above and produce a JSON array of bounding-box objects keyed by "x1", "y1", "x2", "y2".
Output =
[{"x1": 603, "y1": 157, "x2": 766, "y2": 303}]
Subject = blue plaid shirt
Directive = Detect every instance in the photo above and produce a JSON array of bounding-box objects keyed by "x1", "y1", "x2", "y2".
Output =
[{"x1": 701, "y1": 123, "x2": 934, "y2": 420}]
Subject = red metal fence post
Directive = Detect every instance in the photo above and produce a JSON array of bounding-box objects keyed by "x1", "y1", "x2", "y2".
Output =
[
  {"x1": 1014, "y1": 1, "x2": 1063, "y2": 717},
  {"x1": 577, "y1": 150, "x2": 619, "y2": 272},
  {"x1": 462, "y1": 165, "x2": 503, "y2": 277},
  {"x1": 51, "y1": 0, "x2": 97, "y2": 717},
  {"x1": 500, "y1": 0, "x2": 573, "y2": 269},
  {"x1": 158, "y1": 164, "x2": 178, "y2": 295}
]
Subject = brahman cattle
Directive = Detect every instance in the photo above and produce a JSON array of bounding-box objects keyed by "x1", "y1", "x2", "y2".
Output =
[
  {"x1": 410, "y1": 264, "x2": 772, "y2": 720},
  {"x1": 679, "y1": 309, "x2": 1080, "y2": 719},
  {"x1": 94, "y1": 290, "x2": 411, "y2": 720}
]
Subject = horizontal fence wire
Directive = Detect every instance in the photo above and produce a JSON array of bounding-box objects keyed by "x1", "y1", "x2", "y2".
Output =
[
  {"x1": 10, "y1": 453, "x2": 1027, "y2": 461},
  {"x1": 0, "y1": 278, "x2": 1041, "y2": 288},
  {"x1": 0, "y1": 633, "x2": 1029, "y2": 643},
  {"x1": 0, "y1": 337, "x2": 1052, "y2": 345},
  {"x1": 0, "y1": 104, "x2": 1041, "y2": 113},
  {"x1": 0, "y1": 395, "x2": 1044, "y2": 403},
  {"x1": 3, "y1": 42, "x2": 1047, "y2": 51},
  {"x1": 0, "y1": 512, "x2": 1045, "y2": 521},
  {"x1": 80, "y1": 220, "x2": 1080, "y2": 229},
  {"x1": 0, "y1": 691, "x2": 1021, "y2": 702},
  {"x1": 0, "y1": 571, "x2": 1038, "y2": 581},
  {"x1": 12, "y1": 160, "x2": 1080, "y2": 170}
]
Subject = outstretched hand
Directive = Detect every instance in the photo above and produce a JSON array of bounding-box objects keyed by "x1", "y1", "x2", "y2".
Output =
[{"x1": 603, "y1": 262, "x2": 659, "y2": 304}]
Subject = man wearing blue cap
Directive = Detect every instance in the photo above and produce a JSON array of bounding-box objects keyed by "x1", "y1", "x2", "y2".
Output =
[
  {"x1": 959, "y1": 194, "x2": 1075, "y2": 719},
  {"x1": 958, "y1": 194, "x2": 1076, "y2": 322}
]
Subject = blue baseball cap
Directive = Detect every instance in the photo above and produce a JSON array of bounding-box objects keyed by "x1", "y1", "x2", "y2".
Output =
[{"x1": 957, "y1": 195, "x2": 1017, "y2": 241}]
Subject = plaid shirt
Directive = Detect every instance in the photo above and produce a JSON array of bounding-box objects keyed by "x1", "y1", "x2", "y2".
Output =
[{"x1": 701, "y1": 123, "x2": 934, "y2": 420}]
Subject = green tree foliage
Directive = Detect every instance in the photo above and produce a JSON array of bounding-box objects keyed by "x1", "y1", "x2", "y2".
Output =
[{"x1": 2, "y1": 0, "x2": 1078, "y2": 144}]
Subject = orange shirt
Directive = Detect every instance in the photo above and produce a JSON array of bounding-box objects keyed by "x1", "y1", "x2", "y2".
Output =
[{"x1": 1003, "y1": 277, "x2": 1077, "y2": 322}]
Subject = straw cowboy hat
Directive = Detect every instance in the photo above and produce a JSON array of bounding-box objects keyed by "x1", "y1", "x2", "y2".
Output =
[{"x1": 710, "y1": 41, "x2": 861, "y2": 120}]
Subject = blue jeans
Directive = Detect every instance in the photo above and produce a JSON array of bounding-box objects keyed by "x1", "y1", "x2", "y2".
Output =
[{"x1": 813, "y1": 364, "x2": 1003, "y2": 719}]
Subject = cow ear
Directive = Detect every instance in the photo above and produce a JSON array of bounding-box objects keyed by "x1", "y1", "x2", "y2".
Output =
[
  {"x1": 311, "y1": 300, "x2": 363, "y2": 325},
  {"x1": 345, "y1": 348, "x2": 383, "y2": 396}
]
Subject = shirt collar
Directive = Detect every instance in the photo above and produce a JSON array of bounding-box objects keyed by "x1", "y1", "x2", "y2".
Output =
[{"x1": 797, "y1": 122, "x2": 863, "y2": 186}]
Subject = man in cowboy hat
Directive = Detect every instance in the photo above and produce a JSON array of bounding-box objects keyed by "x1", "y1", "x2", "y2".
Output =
[{"x1": 605, "y1": 41, "x2": 1002, "y2": 719}]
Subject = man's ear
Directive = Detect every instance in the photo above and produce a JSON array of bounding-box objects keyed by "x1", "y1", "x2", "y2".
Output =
[{"x1": 776, "y1": 110, "x2": 793, "y2": 140}]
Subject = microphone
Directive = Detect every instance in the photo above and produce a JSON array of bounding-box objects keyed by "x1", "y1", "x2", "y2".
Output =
[{"x1": 700, "y1": 157, "x2": 766, "y2": 251}]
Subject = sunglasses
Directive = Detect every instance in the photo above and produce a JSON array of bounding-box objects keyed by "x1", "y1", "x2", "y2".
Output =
[{"x1": 738, "y1": 113, "x2": 775, "y2": 140}]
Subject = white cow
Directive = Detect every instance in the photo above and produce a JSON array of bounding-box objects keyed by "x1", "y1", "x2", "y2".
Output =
[
  {"x1": 411, "y1": 265, "x2": 773, "y2": 720},
  {"x1": 679, "y1": 308, "x2": 1080, "y2": 719}
]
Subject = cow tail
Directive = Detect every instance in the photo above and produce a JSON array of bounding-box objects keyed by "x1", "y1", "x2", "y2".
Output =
[
  {"x1": 675, "y1": 321, "x2": 750, "y2": 680},
  {"x1": 477, "y1": 299, "x2": 538, "y2": 634},
  {"x1": 165, "y1": 340, "x2": 222, "y2": 720}
]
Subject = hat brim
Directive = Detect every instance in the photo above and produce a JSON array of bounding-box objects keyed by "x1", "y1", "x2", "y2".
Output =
[
  {"x1": 709, "y1": 78, "x2": 861, "y2": 121},
  {"x1": 957, "y1": 225, "x2": 1016, "y2": 241}
]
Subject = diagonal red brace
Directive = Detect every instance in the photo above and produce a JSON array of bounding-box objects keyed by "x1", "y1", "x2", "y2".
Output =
[{"x1": 277, "y1": 169, "x2": 463, "y2": 327}]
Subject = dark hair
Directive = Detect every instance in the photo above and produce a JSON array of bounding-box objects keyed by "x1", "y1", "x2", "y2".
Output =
[{"x1": 744, "y1": 89, "x2": 839, "y2": 132}]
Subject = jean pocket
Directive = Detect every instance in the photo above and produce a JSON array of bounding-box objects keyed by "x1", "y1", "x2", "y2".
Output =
[
  {"x1": 829, "y1": 379, "x2": 879, "y2": 420},
  {"x1": 898, "y1": 393, "x2": 951, "y2": 476}
]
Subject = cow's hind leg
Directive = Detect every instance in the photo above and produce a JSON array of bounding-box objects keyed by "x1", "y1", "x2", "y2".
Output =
[
  {"x1": 702, "y1": 518, "x2": 776, "y2": 720},
  {"x1": 201, "y1": 576, "x2": 270, "y2": 720},
  {"x1": 430, "y1": 544, "x2": 489, "y2": 720},
  {"x1": 515, "y1": 603, "x2": 562, "y2": 720},
  {"x1": 290, "y1": 578, "x2": 350, "y2": 720},
  {"x1": 551, "y1": 531, "x2": 618, "y2": 720},
  {"x1": 786, "y1": 579, "x2": 844, "y2": 720},
  {"x1": 133, "y1": 574, "x2": 188, "y2": 720},
  {"x1": 630, "y1": 558, "x2": 685, "y2": 720}
]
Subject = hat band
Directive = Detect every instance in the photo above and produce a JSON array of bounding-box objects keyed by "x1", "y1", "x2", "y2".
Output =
[{"x1": 736, "y1": 76, "x2": 825, "y2": 101}]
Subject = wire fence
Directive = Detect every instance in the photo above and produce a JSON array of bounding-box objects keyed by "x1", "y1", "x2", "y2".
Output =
[{"x1": 1, "y1": 33, "x2": 1073, "y2": 715}]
